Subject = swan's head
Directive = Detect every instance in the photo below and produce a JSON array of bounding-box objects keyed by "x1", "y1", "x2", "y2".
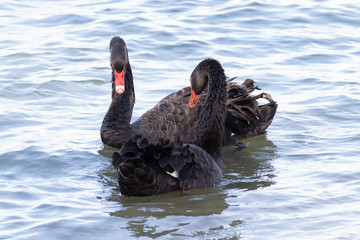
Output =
[
  {"x1": 188, "y1": 60, "x2": 211, "y2": 108},
  {"x1": 110, "y1": 36, "x2": 128, "y2": 94}
]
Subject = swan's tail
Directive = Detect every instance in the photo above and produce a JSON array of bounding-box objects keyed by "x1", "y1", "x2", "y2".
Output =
[
  {"x1": 224, "y1": 78, "x2": 278, "y2": 144},
  {"x1": 112, "y1": 138, "x2": 181, "y2": 196},
  {"x1": 112, "y1": 137, "x2": 223, "y2": 196},
  {"x1": 112, "y1": 151, "x2": 156, "y2": 196}
]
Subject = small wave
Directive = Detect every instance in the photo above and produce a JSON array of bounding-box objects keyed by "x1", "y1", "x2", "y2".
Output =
[{"x1": 29, "y1": 14, "x2": 94, "y2": 27}]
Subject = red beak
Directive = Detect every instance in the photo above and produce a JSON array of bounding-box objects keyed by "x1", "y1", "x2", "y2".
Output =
[
  {"x1": 188, "y1": 89, "x2": 200, "y2": 108},
  {"x1": 114, "y1": 69, "x2": 125, "y2": 94}
]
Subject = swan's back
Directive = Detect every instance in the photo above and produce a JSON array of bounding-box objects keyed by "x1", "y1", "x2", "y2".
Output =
[{"x1": 131, "y1": 96, "x2": 200, "y2": 143}]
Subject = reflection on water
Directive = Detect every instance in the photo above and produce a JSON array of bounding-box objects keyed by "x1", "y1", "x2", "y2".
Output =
[
  {"x1": 109, "y1": 188, "x2": 228, "y2": 217},
  {"x1": 106, "y1": 188, "x2": 232, "y2": 238},
  {"x1": 98, "y1": 134, "x2": 277, "y2": 238},
  {"x1": 222, "y1": 134, "x2": 278, "y2": 191}
]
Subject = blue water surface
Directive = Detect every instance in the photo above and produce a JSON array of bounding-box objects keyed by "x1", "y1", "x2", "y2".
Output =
[{"x1": 0, "y1": 0, "x2": 359, "y2": 239}]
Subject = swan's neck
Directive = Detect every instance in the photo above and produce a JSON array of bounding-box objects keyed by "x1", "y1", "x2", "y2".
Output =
[
  {"x1": 100, "y1": 64, "x2": 135, "y2": 148},
  {"x1": 195, "y1": 68, "x2": 227, "y2": 160}
]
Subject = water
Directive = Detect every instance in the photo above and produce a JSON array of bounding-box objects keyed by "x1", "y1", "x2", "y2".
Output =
[{"x1": 1, "y1": 0, "x2": 359, "y2": 239}]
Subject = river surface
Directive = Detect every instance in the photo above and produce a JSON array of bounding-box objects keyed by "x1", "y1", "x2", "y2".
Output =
[{"x1": 1, "y1": 0, "x2": 359, "y2": 239}]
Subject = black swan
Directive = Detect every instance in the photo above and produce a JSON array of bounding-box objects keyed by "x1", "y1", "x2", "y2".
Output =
[
  {"x1": 101, "y1": 36, "x2": 277, "y2": 148},
  {"x1": 112, "y1": 58, "x2": 227, "y2": 196}
]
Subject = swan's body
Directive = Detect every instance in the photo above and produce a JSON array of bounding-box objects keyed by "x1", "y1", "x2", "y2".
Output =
[
  {"x1": 130, "y1": 78, "x2": 277, "y2": 145},
  {"x1": 113, "y1": 58, "x2": 227, "y2": 196}
]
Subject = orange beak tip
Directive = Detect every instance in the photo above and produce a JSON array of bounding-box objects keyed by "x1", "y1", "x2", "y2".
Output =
[{"x1": 189, "y1": 90, "x2": 200, "y2": 108}]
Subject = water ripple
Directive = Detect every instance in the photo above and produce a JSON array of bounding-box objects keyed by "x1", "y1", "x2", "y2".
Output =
[{"x1": 1, "y1": 0, "x2": 360, "y2": 239}]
